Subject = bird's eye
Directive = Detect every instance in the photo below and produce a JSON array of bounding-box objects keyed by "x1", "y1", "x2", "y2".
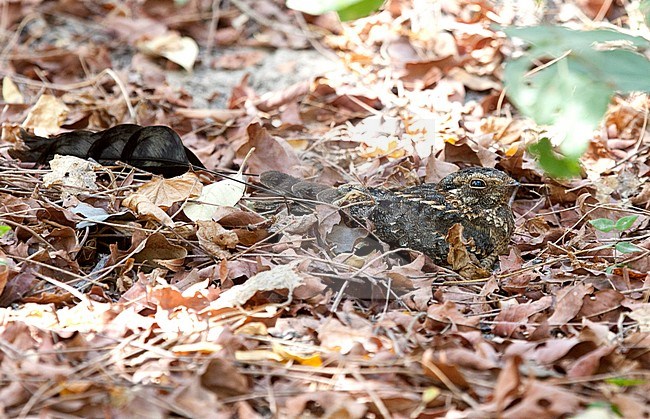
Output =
[{"x1": 469, "y1": 179, "x2": 487, "y2": 189}]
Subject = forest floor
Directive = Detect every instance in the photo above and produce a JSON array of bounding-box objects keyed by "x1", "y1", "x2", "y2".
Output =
[{"x1": 0, "y1": 0, "x2": 649, "y2": 417}]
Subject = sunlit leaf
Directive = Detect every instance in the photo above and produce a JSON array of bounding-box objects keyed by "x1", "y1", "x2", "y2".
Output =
[
  {"x1": 614, "y1": 215, "x2": 638, "y2": 231},
  {"x1": 589, "y1": 218, "x2": 616, "y2": 232},
  {"x1": 22, "y1": 94, "x2": 70, "y2": 136},
  {"x1": 503, "y1": 25, "x2": 650, "y2": 175},
  {"x1": 615, "y1": 242, "x2": 641, "y2": 254},
  {"x1": 422, "y1": 387, "x2": 441, "y2": 403},
  {"x1": 528, "y1": 138, "x2": 581, "y2": 178},
  {"x1": 183, "y1": 148, "x2": 254, "y2": 222},
  {"x1": 605, "y1": 377, "x2": 646, "y2": 387},
  {"x1": 137, "y1": 33, "x2": 199, "y2": 72},
  {"x1": 0, "y1": 225, "x2": 10, "y2": 237},
  {"x1": 2, "y1": 77, "x2": 24, "y2": 104},
  {"x1": 286, "y1": 0, "x2": 383, "y2": 21}
]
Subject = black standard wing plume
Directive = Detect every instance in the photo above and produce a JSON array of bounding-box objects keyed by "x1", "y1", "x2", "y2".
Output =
[{"x1": 11, "y1": 124, "x2": 206, "y2": 178}]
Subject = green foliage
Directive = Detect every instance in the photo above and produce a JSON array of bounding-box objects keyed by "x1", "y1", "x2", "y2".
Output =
[
  {"x1": 615, "y1": 215, "x2": 639, "y2": 231},
  {"x1": 614, "y1": 242, "x2": 641, "y2": 254},
  {"x1": 581, "y1": 401, "x2": 623, "y2": 417},
  {"x1": 590, "y1": 215, "x2": 641, "y2": 272},
  {"x1": 286, "y1": 0, "x2": 383, "y2": 21},
  {"x1": 0, "y1": 225, "x2": 10, "y2": 237},
  {"x1": 528, "y1": 138, "x2": 582, "y2": 178},
  {"x1": 642, "y1": 0, "x2": 650, "y2": 28},
  {"x1": 503, "y1": 25, "x2": 650, "y2": 177},
  {"x1": 605, "y1": 377, "x2": 646, "y2": 387},
  {"x1": 589, "y1": 215, "x2": 638, "y2": 233},
  {"x1": 589, "y1": 218, "x2": 616, "y2": 233}
]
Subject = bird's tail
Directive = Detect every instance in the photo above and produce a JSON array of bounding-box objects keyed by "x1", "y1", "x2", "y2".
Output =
[{"x1": 258, "y1": 171, "x2": 341, "y2": 203}]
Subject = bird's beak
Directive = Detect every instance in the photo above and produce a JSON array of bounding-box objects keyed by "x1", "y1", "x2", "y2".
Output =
[{"x1": 509, "y1": 180, "x2": 520, "y2": 188}]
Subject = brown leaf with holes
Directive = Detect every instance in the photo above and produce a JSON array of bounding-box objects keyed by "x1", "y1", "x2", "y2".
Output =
[
  {"x1": 445, "y1": 223, "x2": 491, "y2": 279},
  {"x1": 196, "y1": 221, "x2": 239, "y2": 259}
]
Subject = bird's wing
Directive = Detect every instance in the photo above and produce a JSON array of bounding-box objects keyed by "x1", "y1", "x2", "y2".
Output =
[{"x1": 258, "y1": 171, "x2": 342, "y2": 203}]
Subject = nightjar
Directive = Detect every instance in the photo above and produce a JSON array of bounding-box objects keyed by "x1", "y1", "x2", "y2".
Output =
[{"x1": 258, "y1": 167, "x2": 518, "y2": 270}]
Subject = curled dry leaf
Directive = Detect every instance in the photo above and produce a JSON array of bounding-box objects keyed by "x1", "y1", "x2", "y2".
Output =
[
  {"x1": 123, "y1": 172, "x2": 202, "y2": 226},
  {"x1": 422, "y1": 348, "x2": 470, "y2": 389},
  {"x1": 196, "y1": 221, "x2": 239, "y2": 259},
  {"x1": 208, "y1": 262, "x2": 304, "y2": 309},
  {"x1": 445, "y1": 223, "x2": 490, "y2": 279},
  {"x1": 183, "y1": 148, "x2": 254, "y2": 222},
  {"x1": 134, "y1": 233, "x2": 187, "y2": 272},
  {"x1": 122, "y1": 194, "x2": 174, "y2": 226},
  {"x1": 22, "y1": 94, "x2": 69, "y2": 136}
]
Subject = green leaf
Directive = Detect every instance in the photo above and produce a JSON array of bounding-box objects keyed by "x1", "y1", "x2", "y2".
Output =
[
  {"x1": 502, "y1": 25, "x2": 650, "y2": 172},
  {"x1": 605, "y1": 377, "x2": 646, "y2": 387},
  {"x1": 0, "y1": 225, "x2": 10, "y2": 237},
  {"x1": 502, "y1": 26, "x2": 649, "y2": 53},
  {"x1": 588, "y1": 218, "x2": 616, "y2": 232},
  {"x1": 337, "y1": 0, "x2": 383, "y2": 20},
  {"x1": 286, "y1": 0, "x2": 383, "y2": 20},
  {"x1": 615, "y1": 215, "x2": 638, "y2": 231},
  {"x1": 641, "y1": 0, "x2": 650, "y2": 28},
  {"x1": 579, "y1": 402, "x2": 622, "y2": 418},
  {"x1": 505, "y1": 57, "x2": 613, "y2": 158},
  {"x1": 615, "y1": 242, "x2": 641, "y2": 254},
  {"x1": 528, "y1": 138, "x2": 582, "y2": 178}
]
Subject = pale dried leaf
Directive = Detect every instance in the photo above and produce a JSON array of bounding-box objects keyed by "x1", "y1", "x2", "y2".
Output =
[
  {"x1": 138, "y1": 32, "x2": 199, "y2": 72},
  {"x1": 209, "y1": 262, "x2": 303, "y2": 309},
  {"x1": 2, "y1": 77, "x2": 24, "y2": 104},
  {"x1": 136, "y1": 172, "x2": 202, "y2": 209},
  {"x1": 122, "y1": 193, "x2": 174, "y2": 226},
  {"x1": 22, "y1": 94, "x2": 69, "y2": 136},
  {"x1": 183, "y1": 149, "x2": 254, "y2": 222},
  {"x1": 43, "y1": 155, "x2": 99, "y2": 198}
]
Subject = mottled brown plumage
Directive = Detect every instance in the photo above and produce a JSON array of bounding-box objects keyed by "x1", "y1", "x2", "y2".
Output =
[{"x1": 258, "y1": 167, "x2": 518, "y2": 269}]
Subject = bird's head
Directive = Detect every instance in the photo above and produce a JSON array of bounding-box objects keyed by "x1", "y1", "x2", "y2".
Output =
[{"x1": 436, "y1": 167, "x2": 519, "y2": 209}]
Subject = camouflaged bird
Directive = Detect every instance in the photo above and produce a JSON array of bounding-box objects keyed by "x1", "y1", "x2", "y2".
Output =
[{"x1": 259, "y1": 167, "x2": 518, "y2": 270}]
